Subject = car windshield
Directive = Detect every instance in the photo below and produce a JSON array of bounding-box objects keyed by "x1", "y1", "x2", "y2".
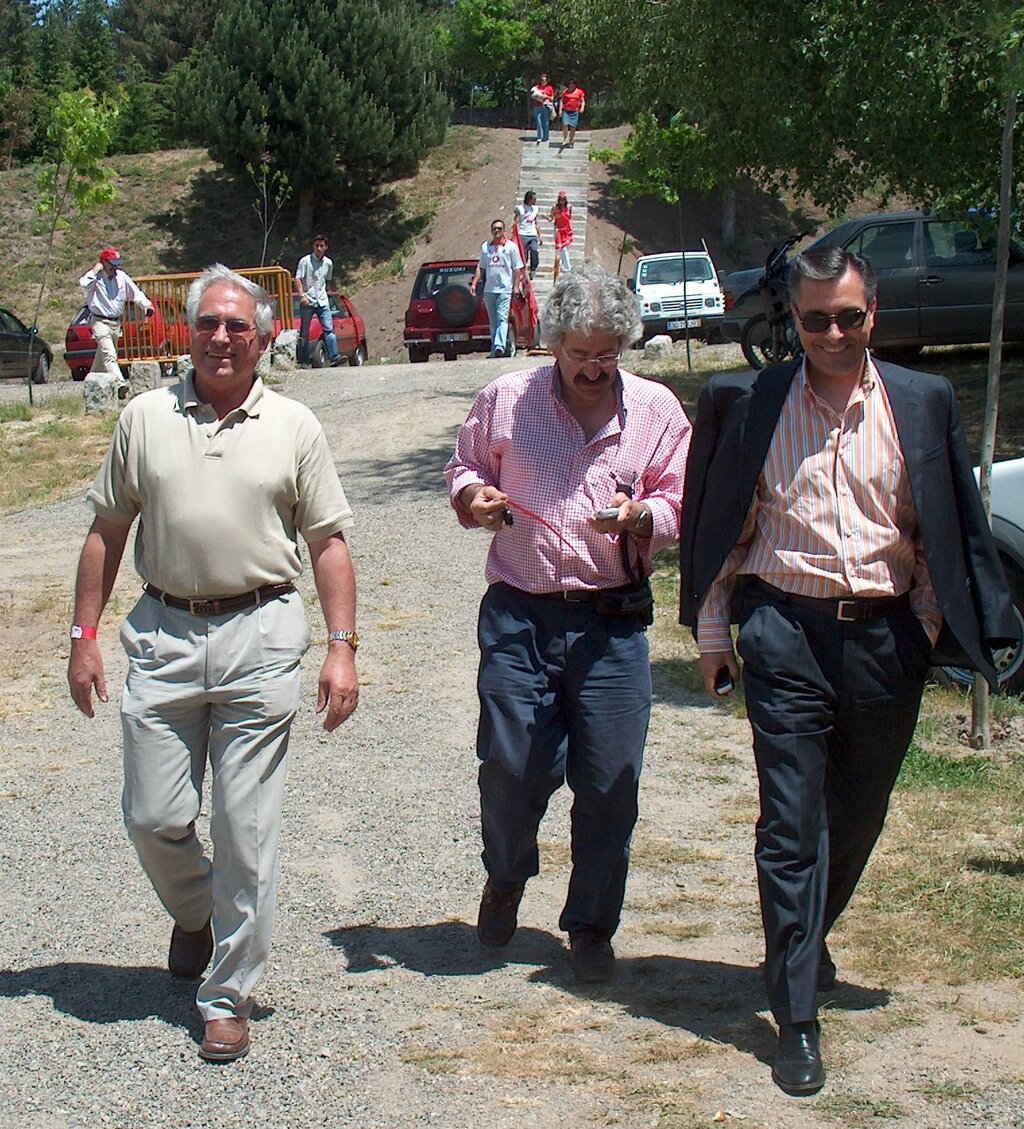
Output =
[
  {"x1": 415, "y1": 266, "x2": 475, "y2": 299},
  {"x1": 638, "y1": 258, "x2": 713, "y2": 285}
]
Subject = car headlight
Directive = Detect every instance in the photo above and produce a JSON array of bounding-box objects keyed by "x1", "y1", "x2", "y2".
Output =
[{"x1": 647, "y1": 301, "x2": 661, "y2": 313}]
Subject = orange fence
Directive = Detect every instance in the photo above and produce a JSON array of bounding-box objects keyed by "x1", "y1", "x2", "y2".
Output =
[{"x1": 115, "y1": 266, "x2": 294, "y2": 364}]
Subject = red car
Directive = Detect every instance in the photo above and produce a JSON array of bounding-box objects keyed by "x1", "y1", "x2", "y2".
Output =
[
  {"x1": 65, "y1": 290, "x2": 369, "y2": 379},
  {"x1": 283, "y1": 291, "x2": 368, "y2": 367},
  {"x1": 64, "y1": 296, "x2": 187, "y2": 381},
  {"x1": 403, "y1": 261, "x2": 539, "y2": 362}
]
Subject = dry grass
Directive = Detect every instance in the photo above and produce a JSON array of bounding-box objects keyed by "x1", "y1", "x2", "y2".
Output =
[{"x1": 0, "y1": 395, "x2": 115, "y2": 514}]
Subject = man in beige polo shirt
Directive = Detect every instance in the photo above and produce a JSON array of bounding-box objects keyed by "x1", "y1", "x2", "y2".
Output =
[{"x1": 67, "y1": 264, "x2": 359, "y2": 1063}]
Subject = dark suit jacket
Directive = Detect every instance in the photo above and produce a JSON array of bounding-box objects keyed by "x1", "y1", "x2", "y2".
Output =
[{"x1": 678, "y1": 358, "x2": 1017, "y2": 689}]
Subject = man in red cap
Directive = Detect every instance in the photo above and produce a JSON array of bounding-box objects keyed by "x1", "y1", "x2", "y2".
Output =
[{"x1": 79, "y1": 248, "x2": 154, "y2": 383}]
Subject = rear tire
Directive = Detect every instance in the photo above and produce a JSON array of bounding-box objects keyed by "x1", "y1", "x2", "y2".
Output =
[
  {"x1": 348, "y1": 343, "x2": 367, "y2": 367},
  {"x1": 311, "y1": 339, "x2": 328, "y2": 368},
  {"x1": 408, "y1": 345, "x2": 429, "y2": 363},
  {"x1": 32, "y1": 353, "x2": 50, "y2": 385},
  {"x1": 72, "y1": 366, "x2": 88, "y2": 382},
  {"x1": 741, "y1": 314, "x2": 800, "y2": 369}
]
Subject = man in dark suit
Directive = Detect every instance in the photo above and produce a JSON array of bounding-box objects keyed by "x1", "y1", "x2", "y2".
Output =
[{"x1": 679, "y1": 246, "x2": 1016, "y2": 1096}]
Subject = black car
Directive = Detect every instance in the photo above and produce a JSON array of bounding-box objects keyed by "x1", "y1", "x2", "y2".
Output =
[
  {"x1": 722, "y1": 211, "x2": 1024, "y2": 359},
  {"x1": 0, "y1": 306, "x2": 52, "y2": 384}
]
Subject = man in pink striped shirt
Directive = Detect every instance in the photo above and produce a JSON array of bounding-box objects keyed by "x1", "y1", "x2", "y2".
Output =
[
  {"x1": 446, "y1": 264, "x2": 690, "y2": 983},
  {"x1": 680, "y1": 246, "x2": 1015, "y2": 1096}
]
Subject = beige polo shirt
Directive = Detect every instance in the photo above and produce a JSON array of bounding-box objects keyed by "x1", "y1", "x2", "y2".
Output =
[{"x1": 88, "y1": 375, "x2": 353, "y2": 598}]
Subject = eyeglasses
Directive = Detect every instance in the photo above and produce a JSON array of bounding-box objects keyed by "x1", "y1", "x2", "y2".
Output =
[
  {"x1": 563, "y1": 350, "x2": 621, "y2": 368},
  {"x1": 795, "y1": 307, "x2": 868, "y2": 333},
  {"x1": 194, "y1": 316, "x2": 257, "y2": 336}
]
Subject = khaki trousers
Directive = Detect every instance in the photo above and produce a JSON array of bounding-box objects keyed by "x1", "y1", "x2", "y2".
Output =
[
  {"x1": 120, "y1": 590, "x2": 309, "y2": 1021},
  {"x1": 89, "y1": 317, "x2": 123, "y2": 380}
]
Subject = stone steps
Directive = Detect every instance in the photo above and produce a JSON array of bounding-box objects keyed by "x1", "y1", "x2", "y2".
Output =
[{"x1": 516, "y1": 133, "x2": 591, "y2": 311}]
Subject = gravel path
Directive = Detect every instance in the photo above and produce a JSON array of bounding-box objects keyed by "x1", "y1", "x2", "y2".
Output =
[{"x1": 1, "y1": 358, "x2": 1022, "y2": 1128}]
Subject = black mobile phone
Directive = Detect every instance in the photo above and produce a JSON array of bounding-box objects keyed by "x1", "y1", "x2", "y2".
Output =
[{"x1": 714, "y1": 668, "x2": 734, "y2": 696}]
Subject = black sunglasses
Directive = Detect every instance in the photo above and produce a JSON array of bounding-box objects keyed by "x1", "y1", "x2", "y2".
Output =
[{"x1": 796, "y1": 307, "x2": 868, "y2": 333}]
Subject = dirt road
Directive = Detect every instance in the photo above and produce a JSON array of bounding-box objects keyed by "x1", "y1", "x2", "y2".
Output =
[{"x1": 0, "y1": 358, "x2": 1022, "y2": 1128}]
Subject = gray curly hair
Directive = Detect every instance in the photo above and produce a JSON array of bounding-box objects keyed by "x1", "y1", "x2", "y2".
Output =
[
  {"x1": 540, "y1": 263, "x2": 642, "y2": 350},
  {"x1": 186, "y1": 263, "x2": 274, "y2": 336}
]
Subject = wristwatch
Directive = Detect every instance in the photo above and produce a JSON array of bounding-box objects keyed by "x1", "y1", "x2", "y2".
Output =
[
  {"x1": 634, "y1": 507, "x2": 652, "y2": 532},
  {"x1": 328, "y1": 630, "x2": 360, "y2": 652}
]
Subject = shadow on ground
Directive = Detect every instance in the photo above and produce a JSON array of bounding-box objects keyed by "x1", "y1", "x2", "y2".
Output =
[
  {"x1": 0, "y1": 963, "x2": 274, "y2": 1042},
  {"x1": 325, "y1": 920, "x2": 889, "y2": 1066}
]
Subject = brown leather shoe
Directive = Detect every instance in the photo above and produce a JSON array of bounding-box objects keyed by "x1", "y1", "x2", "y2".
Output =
[
  {"x1": 199, "y1": 1016, "x2": 250, "y2": 1062},
  {"x1": 168, "y1": 919, "x2": 213, "y2": 979}
]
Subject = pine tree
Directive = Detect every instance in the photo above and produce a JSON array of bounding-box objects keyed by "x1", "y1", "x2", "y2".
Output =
[{"x1": 178, "y1": 0, "x2": 449, "y2": 231}]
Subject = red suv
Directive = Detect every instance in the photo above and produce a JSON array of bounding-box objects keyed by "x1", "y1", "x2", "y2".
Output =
[{"x1": 403, "y1": 261, "x2": 538, "y2": 362}]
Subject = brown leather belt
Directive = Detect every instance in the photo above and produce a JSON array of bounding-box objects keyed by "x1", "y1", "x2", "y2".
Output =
[
  {"x1": 144, "y1": 582, "x2": 294, "y2": 616},
  {"x1": 753, "y1": 580, "x2": 909, "y2": 622}
]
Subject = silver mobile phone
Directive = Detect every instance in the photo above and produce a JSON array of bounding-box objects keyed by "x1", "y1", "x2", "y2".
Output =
[{"x1": 596, "y1": 507, "x2": 621, "y2": 520}]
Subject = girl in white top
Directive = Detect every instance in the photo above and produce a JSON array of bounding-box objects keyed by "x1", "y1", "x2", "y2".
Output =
[{"x1": 513, "y1": 191, "x2": 542, "y2": 279}]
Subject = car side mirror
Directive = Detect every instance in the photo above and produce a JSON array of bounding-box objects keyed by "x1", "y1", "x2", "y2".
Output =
[{"x1": 626, "y1": 278, "x2": 635, "y2": 291}]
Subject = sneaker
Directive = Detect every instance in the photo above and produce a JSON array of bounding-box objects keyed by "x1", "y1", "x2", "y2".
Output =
[
  {"x1": 297, "y1": 362, "x2": 311, "y2": 369},
  {"x1": 477, "y1": 879, "x2": 525, "y2": 947},
  {"x1": 330, "y1": 356, "x2": 344, "y2": 367},
  {"x1": 569, "y1": 927, "x2": 616, "y2": 983}
]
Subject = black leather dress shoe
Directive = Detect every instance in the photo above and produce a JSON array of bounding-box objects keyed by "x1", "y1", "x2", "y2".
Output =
[{"x1": 772, "y1": 1020, "x2": 825, "y2": 1096}]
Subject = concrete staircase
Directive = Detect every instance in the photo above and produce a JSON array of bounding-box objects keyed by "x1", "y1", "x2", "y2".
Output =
[{"x1": 515, "y1": 131, "x2": 591, "y2": 312}]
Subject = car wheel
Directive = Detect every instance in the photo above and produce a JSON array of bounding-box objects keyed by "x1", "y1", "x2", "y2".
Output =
[
  {"x1": 32, "y1": 353, "x2": 50, "y2": 385},
  {"x1": 936, "y1": 561, "x2": 1024, "y2": 695},
  {"x1": 72, "y1": 366, "x2": 89, "y2": 382},
  {"x1": 740, "y1": 314, "x2": 800, "y2": 369},
  {"x1": 408, "y1": 345, "x2": 429, "y2": 363},
  {"x1": 311, "y1": 339, "x2": 328, "y2": 369},
  {"x1": 348, "y1": 343, "x2": 367, "y2": 367},
  {"x1": 435, "y1": 284, "x2": 478, "y2": 327},
  {"x1": 504, "y1": 322, "x2": 517, "y2": 359},
  {"x1": 443, "y1": 350, "x2": 458, "y2": 362}
]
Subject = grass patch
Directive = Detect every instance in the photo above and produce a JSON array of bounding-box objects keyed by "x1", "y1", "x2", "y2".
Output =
[
  {"x1": 837, "y1": 740, "x2": 1024, "y2": 982},
  {"x1": 817, "y1": 1094, "x2": 906, "y2": 1123},
  {"x1": 917, "y1": 1079, "x2": 980, "y2": 1102},
  {"x1": 466, "y1": 1006, "x2": 614, "y2": 1083},
  {"x1": 0, "y1": 395, "x2": 116, "y2": 514}
]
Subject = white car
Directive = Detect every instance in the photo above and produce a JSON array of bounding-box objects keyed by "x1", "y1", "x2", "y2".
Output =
[{"x1": 940, "y1": 456, "x2": 1024, "y2": 693}]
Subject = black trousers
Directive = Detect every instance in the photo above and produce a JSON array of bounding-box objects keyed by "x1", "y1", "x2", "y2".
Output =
[{"x1": 735, "y1": 582, "x2": 932, "y2": 1025}]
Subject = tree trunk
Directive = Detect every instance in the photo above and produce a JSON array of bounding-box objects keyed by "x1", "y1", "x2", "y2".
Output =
[
  {"x1": 971, "y1": 71, "x2": 1017, "y2": 749},
  {"x1": 297, "y1": 186, "x2": 315, "y2": 241},
  {"x1": 721, "y1": 185, "x2": 736, "y2": 246}
]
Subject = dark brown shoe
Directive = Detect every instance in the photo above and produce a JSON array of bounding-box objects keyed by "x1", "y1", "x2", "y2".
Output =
[
  {"x1": 199, "y1": 1016, "x2": 250, "y2": 1062},
  {"x1": 569, "y1": 927, "x2": 616, "y2": 983},
  {"x1": 168, "y1": 919, "x2": 213, "y2": 979},
  {"x1": 477, "y1": 879, "x2": 525, "y2": 947}
]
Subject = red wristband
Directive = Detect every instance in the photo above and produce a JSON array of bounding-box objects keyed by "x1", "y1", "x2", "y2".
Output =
[{"x1": 70, "y1": 625, "x2": 98, "y2": 640}]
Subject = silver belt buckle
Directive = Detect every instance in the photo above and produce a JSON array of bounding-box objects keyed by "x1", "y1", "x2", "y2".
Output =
[
  {"x1": 188, "y1": 598, "x2": 213, "y2": 615},
  {"x1": 836, "y1": 599, "x2": 857, "y2": 622}
]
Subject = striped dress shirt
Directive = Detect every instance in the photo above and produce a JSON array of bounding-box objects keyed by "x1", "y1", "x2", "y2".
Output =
[
  {"x1": 445, "y1": 364, "x2": 690, "y2": 593},
  {"x1": 697, "y1": 358, "x2": 941, "y2": 652}
]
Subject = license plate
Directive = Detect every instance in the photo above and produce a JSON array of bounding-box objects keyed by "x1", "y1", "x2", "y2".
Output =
[
  {"x1": 667, "y1": 318, "x2": 702, "y2": 330},
  {"x1": 437, "y1": 332, "x2": 469, "y2": 342}
]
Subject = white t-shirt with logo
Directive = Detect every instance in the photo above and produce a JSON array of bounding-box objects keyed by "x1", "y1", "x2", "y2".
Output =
[
  {"x1": 478, "y1": 240, "x2": 524, "y2": 294},
  {"x1": 515, "y1": 204, "x2": 539, "y2": 239}
]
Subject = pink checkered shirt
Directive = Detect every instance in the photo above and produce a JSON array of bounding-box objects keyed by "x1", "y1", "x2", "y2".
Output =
[
  {"x1": 445, "y1": 364, "x2": 690, "y2": 593},
  {"x1": 697, "y1": 358, "x2": 941, "y2": 652}
]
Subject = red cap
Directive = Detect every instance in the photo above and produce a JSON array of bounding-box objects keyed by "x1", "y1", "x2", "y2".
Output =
[
  {"x1": 557, "y1": 190, "x2": 568, "y2": 199},
  {"x1": 99, "y1": 247, "x2": 121, "y2": 265}
]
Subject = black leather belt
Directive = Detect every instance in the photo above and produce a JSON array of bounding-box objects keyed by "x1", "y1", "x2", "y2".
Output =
[
  {"x1": 752, "y1": 580, "x2": 909, "y2": 622},
  {"x1": 144, "y1": 582, "x2": 294, "y2": 616},
  {"x1": 525, "y1": 584, "x2": 635, "y2": 603}
]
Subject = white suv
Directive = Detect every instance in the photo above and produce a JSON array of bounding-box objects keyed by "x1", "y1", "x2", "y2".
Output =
[
  {"x1": 628, "y1": 250, "x2": 725, "y2": 342},
  {"x1": 940, "y1": 456, "x2": 1024, "y2": 694}
]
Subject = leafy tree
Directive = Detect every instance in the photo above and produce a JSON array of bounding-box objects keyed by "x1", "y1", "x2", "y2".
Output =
[
  {"x1": 178, "y1": 0, "x2": 448, "y2": 233},
  {"x1": 31, "y1": 87, "x2": 121, "y2": 402},
  {"x1": 435, "y1": 0, "x2": 535, "y2": 108}
]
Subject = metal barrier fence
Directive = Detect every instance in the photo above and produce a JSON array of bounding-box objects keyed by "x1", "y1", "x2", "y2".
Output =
[{"x1": 114, "y1": 266, "x2": 295, "y2": 364}]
